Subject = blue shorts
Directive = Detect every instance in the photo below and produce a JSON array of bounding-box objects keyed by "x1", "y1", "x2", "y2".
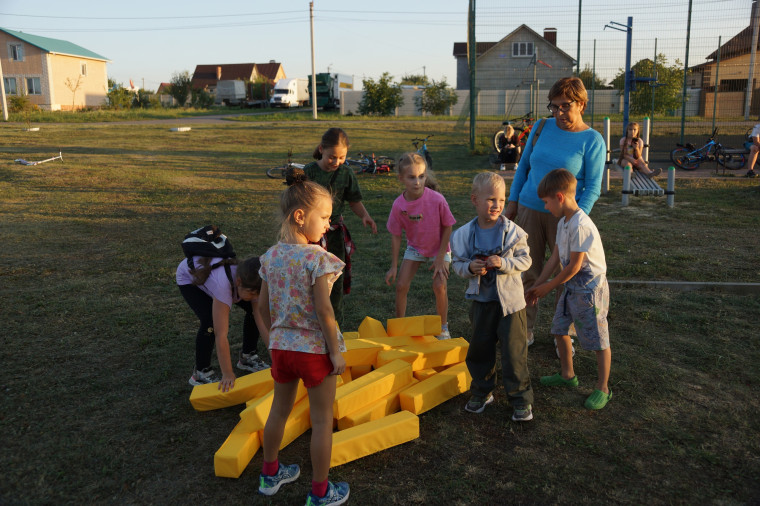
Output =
[
  {"x1": 403, "y1": 245, "x2": 452, "y2": 263},
  {"x1": 551, "y1": 280, "x2": 610, "y2": 351}
]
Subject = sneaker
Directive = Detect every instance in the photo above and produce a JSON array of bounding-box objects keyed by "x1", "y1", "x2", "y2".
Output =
[
  {"x1": 527, "y1": 330, "x2": 535, "y2": 346},
  {"x1": 305, "y1": 480, "x2": 350, "y2": 506},
  {"x1": 258, "y1": 463, "x2": 300, "y2": 496},
  {"x1": 237, "y1": 352, "x2": 270, "y2": 373},
  {"x1": 584, "y1": 389, "x2": 612, "y2": 410},
  {"x1": 647, "y1": 167, "x2": 662, "y2": 179},
  {"x1": 436, "y1": 326, "x2": 451, "y2": 340},
  {"x1": 747, "y1": 169, "x2": 758, "y2": 178},
  {"x1": 540, "y1": 373, "x2": 579, "y2": 387},
  {"x1": 500, "y1": 163, "x2": 506, "y2": 171},
  {"x1": 188, "y1": 367, "x2": 218, "y2": 386},
  {"x1": 464, "y1": 393, "x2": 494, "y2": 414},
  {"x1": 512, "y1": 404, "x2": 533, "y2": 422},
  {"x1": 554, "y1": 337, "x2": 575, "y2": 358}
]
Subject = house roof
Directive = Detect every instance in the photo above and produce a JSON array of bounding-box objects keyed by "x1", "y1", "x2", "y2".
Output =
[
  {"x1": 0, "y1": 27, "x2": 109, "y2": 61},
  {"x1": 706, "y1": 26, "x2": 757, "y2": 61},
  {"x1": 191, "y1": 62, "x2": 283, "y2": 89},
  {"x1": 453, "y1": 24, "x2": 575, "y2": 63}
]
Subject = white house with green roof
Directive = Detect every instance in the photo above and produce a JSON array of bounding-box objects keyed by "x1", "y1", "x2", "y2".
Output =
[{"x1": 1, "y1": 28, "x2": 110, "y2": 111}]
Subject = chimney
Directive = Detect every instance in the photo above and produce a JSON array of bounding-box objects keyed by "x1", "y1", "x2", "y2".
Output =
[
  {"x1": 544, "y1": 28, "x2": 557, "y2": 46},
  {"x1": 216, "y1": 66, "x2": 222, "y2": 80}
]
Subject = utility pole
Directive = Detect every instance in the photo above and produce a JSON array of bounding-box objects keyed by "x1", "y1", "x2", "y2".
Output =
[
  {"x1": 0, "y1": 57, "x2": 8, "y2": 121},
  {"x1": 745, "y1": 0, "x2": 759, "y2": 120},
  {"x1": 310, "y1": 1, "x2": 317, "y2": 119}
]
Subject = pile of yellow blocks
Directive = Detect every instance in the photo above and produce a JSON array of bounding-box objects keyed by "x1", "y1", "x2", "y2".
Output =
[{"x1": 189, "y1": 315, "x2": 472, "y2": 478}]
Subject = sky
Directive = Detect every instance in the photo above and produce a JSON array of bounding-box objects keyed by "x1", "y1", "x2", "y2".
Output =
[{"x1": 0, "y1": 0, "x2": 753, "y2": 92}]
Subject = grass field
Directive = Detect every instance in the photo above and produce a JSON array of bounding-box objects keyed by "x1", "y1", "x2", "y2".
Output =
[{"x1": 1, "y1": 119, "x2": 759, "y2": 505}]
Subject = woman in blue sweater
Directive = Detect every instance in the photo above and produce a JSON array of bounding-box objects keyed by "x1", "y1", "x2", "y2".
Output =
[{"x1": 505, "y1": 77, "x2": 605, "y2": 346}]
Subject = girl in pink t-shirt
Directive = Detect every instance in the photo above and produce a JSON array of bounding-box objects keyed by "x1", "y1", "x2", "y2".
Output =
[{"x1": 385, "y1": 152, "x2": 457, "y2": 339}]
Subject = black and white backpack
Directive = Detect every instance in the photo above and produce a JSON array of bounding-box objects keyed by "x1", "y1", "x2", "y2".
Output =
[{"x1": 181, "y1": 225, "x2": 236, "y2": 284}]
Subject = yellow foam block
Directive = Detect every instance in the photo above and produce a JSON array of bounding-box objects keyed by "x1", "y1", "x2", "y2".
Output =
[
  {"x1": 343, "y1": 338, "x2": 383, "y2": 367},
  {"x1": 333, "y1": 359, "x2": 413, "y2": 419},
  {"x1": 257, "y1": 396, "x2": 312, "y2": 451},
  {"x1": 337, "y1": 378, "x2": 418, "y2": 430},
  {"x1": 350, "y1": 364, "x2": 373, "y2": 379},
  {"x1": 399, "y1": 361, "x2": 471, "y2": 414},
  {"x1": 190, "y1": 368, "x2": 274, "y2": 412},
  {"x1": 375, "y1": 337, "x2": 469, "y2": 371},
  {"x1": 343, "y1": 331, "x2": 360, "y2": 340},
  {"x1": 239, "y1": 380, "x2": 308, "y2": 432},
  {"x1": 331, "y1": 410, "x2": 419, "y2": 467},
  {"x1": 414, "y1": 368, "x2": 439, "y2": 381},
  {"x1": 214, "y1": 421, "x2": 261, "y2": 478},
  {"x1": 340, "y1": 369, "x2": 352, "y2": 384},
  {"x1": 359, "y1": 335, "x2": 437, "y2": 348},
  {"x1": 386, "y1": 315, "x2": 442, "y2": 337},
  {"x1": 358, "y1": 316, "x2": 387, "y2": 338}
]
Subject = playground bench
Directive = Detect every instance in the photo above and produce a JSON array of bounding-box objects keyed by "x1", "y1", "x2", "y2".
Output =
[{"x1": 628, "y1": 169, "x2": 664, "y2": 196}]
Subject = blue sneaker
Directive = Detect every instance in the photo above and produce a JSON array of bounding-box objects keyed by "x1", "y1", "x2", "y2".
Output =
[
  {"x1": 305, "y1": 481, "x2": 350, "y2": 505},
  {"x1": 258, "y1": 463, "x2": 300, "y2": 496}
]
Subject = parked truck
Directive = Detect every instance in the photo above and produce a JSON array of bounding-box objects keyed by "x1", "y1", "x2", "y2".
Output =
[
  {"x1": 215, "y1": 80, "x2": 246, "y2": 105},
  {"x1": 270, "y1": 78, "x2": 309, "y2": 108},
  {"x1": 308, "y1": 73, "x2": 353, "y2": 109}
]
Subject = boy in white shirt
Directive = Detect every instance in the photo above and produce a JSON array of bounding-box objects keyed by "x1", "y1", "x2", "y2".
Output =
[{"x1": 525, "y1": 169, "x2": 612, "y2": 410}]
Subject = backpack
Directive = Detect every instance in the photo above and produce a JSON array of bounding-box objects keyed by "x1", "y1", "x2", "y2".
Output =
[{"x1": 181, "y1": 225, "x2": 236, "y2": 285}]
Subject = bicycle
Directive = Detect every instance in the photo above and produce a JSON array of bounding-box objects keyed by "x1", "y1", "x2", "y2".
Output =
[
  {"x1": 411, "y1": 135, "x2": 433, "y2": 169},
  {"x1": 669, "y1": 128, "x2": 746, "y2": 171},
  {"x1": 492, "y1": 112, "x2": 535, "y2": 152},
  {"x1": 345, "y1": 152, "x2": 395, "y2": 175},
  {"x1": 265, "y1": 148, "x2": 305, "y2": 179}
]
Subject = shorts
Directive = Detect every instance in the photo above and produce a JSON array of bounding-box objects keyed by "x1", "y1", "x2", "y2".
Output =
[
  {"x1": 550, "y1": 280, "x2": 610, "y2": 351},
  {"x1": 403, "y1": 245, "x2": 452, "y2": 263},
  {"x1": 270, "y1": 349, "x2": 333, "y2": 388}
]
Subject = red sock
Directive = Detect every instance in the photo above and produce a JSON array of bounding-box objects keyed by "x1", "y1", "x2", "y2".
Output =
[
  {"x1": 262, "y1": 459, "x2": 279, "y2": 476},
  {"x1": 312, "y1": 479, "x2": 328, "y2": 497}
]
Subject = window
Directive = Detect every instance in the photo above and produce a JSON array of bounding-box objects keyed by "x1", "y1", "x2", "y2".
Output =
[
  {"x1": 81, "y1": 63, "x2": 87, "y2": 76},
  {"x1": 26, "y1": 77, "x2": 41, "y2": 95},
  {"x1": 512, "y1": 41, "x2": 534, "y2": 58},
  {"x1": 3, "y1": 77, "x2": 17, "y2": 95},
  {"x1": 9, "y1": 43, "x2": 23, "y2": 61}
]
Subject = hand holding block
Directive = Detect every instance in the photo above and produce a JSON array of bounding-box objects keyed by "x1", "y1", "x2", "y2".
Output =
[
  {"x1": 331, "y1": 411, "x2": 420, "y2": 467},
  {"x1": 399, "y1": 361, "x2": 471, "y2": 414},
  {"x1": 190, "y1": 368, "x2": 274, "y2": 412},
  {"x1": 386, "y1": 315, "x2": 441, "y2": 336},
  {"x1": 239, "y1": 380, "x2": 307, "y2": 432},
  {"x1": 375, "y1": 337, "x2": 469, "y2": 371},
  {"x1": 214, "y1": 421, "x2": 261, "y2": 478},
  {"x1": 358, "y1": 316, "x2": 387, "y2": 338},
  {"x1": 333, "y1": 359, "x2": 413, "y2": 419},
  {"x1": 337, "y1": 378, "x2": 418, "y2": 430}
]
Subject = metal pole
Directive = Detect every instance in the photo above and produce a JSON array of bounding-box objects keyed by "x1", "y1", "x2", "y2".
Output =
[
  {"x1": 603, "y1": 117, "x2": 611, "y2": 195},
  {"x1": 591, "y1": 39, "x2": 596, "y2": 129},
  {"x1": 666, "y1": 167, "x2": 676, "y2": 208},
  {"x1": 712, "y1": 36, "x2": 721, "y2": 132},
  {"x1": 679, "y1": 0, "x2": 693, "y2": 144},
  {"x1": 651, "y1": 38, "x2": 657, "y2": 126},
  {"x1": 745, "y1": 1, "x2": 759, "y2": 120},
  {"x1": 623, "y1": 17, "x2": 632, "y2": 137},
  {"x1": 468, "y1": 0, "x2": 477, "y2": 150},
  {"x1": 642, "y1": 117, "x2": 651, "y2": 163},
  {"x1": 0, "y1": 57, "x2": 8, "y2": 121},
  {"x1": 576, "y1": 0, "x2": 582, "y2": 75},
  {"x1": 534, "y1": 48, "x2": 539, "y2": 115},
  {"x1": 309, "y1": 2, "x2": 317, "y2": 119},
  {"x1": 622, "y1": 166, "x2": 632, "y2": 206}
]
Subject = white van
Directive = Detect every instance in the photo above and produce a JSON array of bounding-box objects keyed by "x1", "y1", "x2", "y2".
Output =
[{"x1": 270, "y1": 78, "x2": 309, "y2": 108}]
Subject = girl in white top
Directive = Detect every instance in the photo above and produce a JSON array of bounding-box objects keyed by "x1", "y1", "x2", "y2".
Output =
[{"x1": 618, "y1": 122, "x2": 661, "y2": 178}]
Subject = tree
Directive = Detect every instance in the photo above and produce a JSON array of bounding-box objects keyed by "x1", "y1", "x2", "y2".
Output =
[
  {"x1": 610, "y1": 54, "x2": 684, "y2": 115},
  {"x1": 168, "y1": 70, "x2": 192, "y2": 107},
  {"x1": 401, "y1": 74, "x2": 430, "y2": 86},
  {"x1": 191, "y1": 88, "x2": 214, "y2": 108},
  {"x1": 577, "y1": 64, "x2": 608, "y2": 90},
  {"x1": 414, "y1": 78, "x2": 458, "y2": 115},
  {"x1": 64, "y1": 75, "x2": 84, "y2": 109},
  {"x1": 106, "y1": 79, "x2": 134, "y2": 110},
  {"x1": 358, "y1": 73, "x2": 403, "y2": 116}
]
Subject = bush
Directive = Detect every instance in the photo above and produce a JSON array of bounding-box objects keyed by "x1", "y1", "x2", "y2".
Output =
[
  {"x1": 359, "y1": 73, "x2": 403, "y2": 116},
  {"x1": 191, "y1": 88, "x2": 214, "y2": 109},
  {"x1": 106, "y1": 81, "x2": 135, "y2": 110},
  {"x1": 8, "y1": 94, "x2": 38, "y2": 113},
  {"x1": 414, "y1": 79, "x2": 458, "y2": 116}
]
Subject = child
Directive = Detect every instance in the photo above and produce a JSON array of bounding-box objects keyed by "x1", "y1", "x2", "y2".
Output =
[
  {"x1": 304, "y1": 127, "x2": 378, "y2": 325},
  {"x1": 497, "y1": 124, "x2": 521, "y2": 169},
  {"x1": 450, "y1": 172, "x2": 534, "y2": 421},
  {"x1": 385, "y1": 152, "x2": 456, "y2": 339},
  {"x1": 176, "y1": 256, "x2": 270, "y2": 392},
  {"x1": 618, "y1": 122, "x2": 662, "y2": 178},
  {"x1": 744, "y1": 122, "x2": 760, "y2": 178},
  {"x1": 257, "y1": 168, "x2": 349, "y2": 505},
  {"x1": 525, "y1": 168, "x2": 612, "y2": 410}
]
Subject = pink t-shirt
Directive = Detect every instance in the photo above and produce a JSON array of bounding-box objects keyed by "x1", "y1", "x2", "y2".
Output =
[
  {"x1": 175, "y1": 256, "x2": 238, "y2": 308},
  {"x1": 386, "y1": 187, "x2": 456, "y2": 257},
  {"x1": 259, "y1": 242, "x2": 345, "y2": 354}
]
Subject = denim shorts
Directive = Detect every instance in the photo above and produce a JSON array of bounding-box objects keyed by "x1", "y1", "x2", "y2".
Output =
[
  {"x1": 551, "y1": 280, "x2": 610, "y2": 351},
  {"x1": 403, "y1": 245, "x2": 452, "y2": 263}
]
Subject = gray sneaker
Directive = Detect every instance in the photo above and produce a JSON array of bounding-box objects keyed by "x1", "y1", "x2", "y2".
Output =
[
  {"x1": 189, "y1": 367, "x2": 218, "y2": 386},
  {"x1": 237, "y1": 352, "x2": 270, "y2": 372},
  {"x1": 258, "y1": 463, "x2": 300, "y2": 496},
  {"x1": 464, "y1": 394, "x2": 494, "y2": 413},
  {"x1": 512, "y1": 404, "x2": 533, "y2": 422}
]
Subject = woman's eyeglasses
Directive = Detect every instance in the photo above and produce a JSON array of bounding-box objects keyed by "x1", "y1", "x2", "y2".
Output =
[{"x1": 547, "y1": 101, "x2": 575, "y2": 113}]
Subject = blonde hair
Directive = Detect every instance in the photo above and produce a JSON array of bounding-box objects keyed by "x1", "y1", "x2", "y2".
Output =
[
  {"x1": 312, "y1": 127, "x2": 350, "y2": 160},
  {"x1": 279, "y1": 166, "x2": 332, "y2": 241},
  {"x1": 537, "y1": 168, "x2": 577, "y2": 198},
  {"x1": 503, "y1": 124, "x2": 515, "y2": 137},
  {"x1": 397, "y1": 152, "x2": 440, "y2": 192},
  {"x1": 471, "y1": 172, "x2": 505, "y2": 195}
]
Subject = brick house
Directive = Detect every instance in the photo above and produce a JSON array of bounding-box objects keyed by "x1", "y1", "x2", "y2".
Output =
[
  {"x1": 1, "y1": 27, "x2": 109, "y2": 110},
  {"x1": 190, "y1": 62, "x2": 286, "y2": 94}
]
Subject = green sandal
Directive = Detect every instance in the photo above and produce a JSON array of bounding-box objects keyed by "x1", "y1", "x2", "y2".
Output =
[
  {"x1": 584, "y1": 389, "x2": 612, "y2": 410},
  {"x1": 540, "y1": 373, "x2": 579, "y2": 387}
]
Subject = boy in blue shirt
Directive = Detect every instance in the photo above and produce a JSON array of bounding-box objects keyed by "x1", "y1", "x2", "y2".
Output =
[
  {"x1": 525, "y1": 169, "x2": 612, "y2": 410},
  {"x1": 451, "y1": 172, "x2": 534, "y2": 421}
]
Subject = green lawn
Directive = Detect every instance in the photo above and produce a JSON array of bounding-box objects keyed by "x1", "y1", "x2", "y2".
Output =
[{"x1": 1, "y1": 119, "x2": 758, "y2": 504}]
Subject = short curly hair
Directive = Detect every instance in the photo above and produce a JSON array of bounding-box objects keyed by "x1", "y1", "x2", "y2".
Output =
[{"x1": 548, "y1": 77, "x2": 588, "y2": 105}]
